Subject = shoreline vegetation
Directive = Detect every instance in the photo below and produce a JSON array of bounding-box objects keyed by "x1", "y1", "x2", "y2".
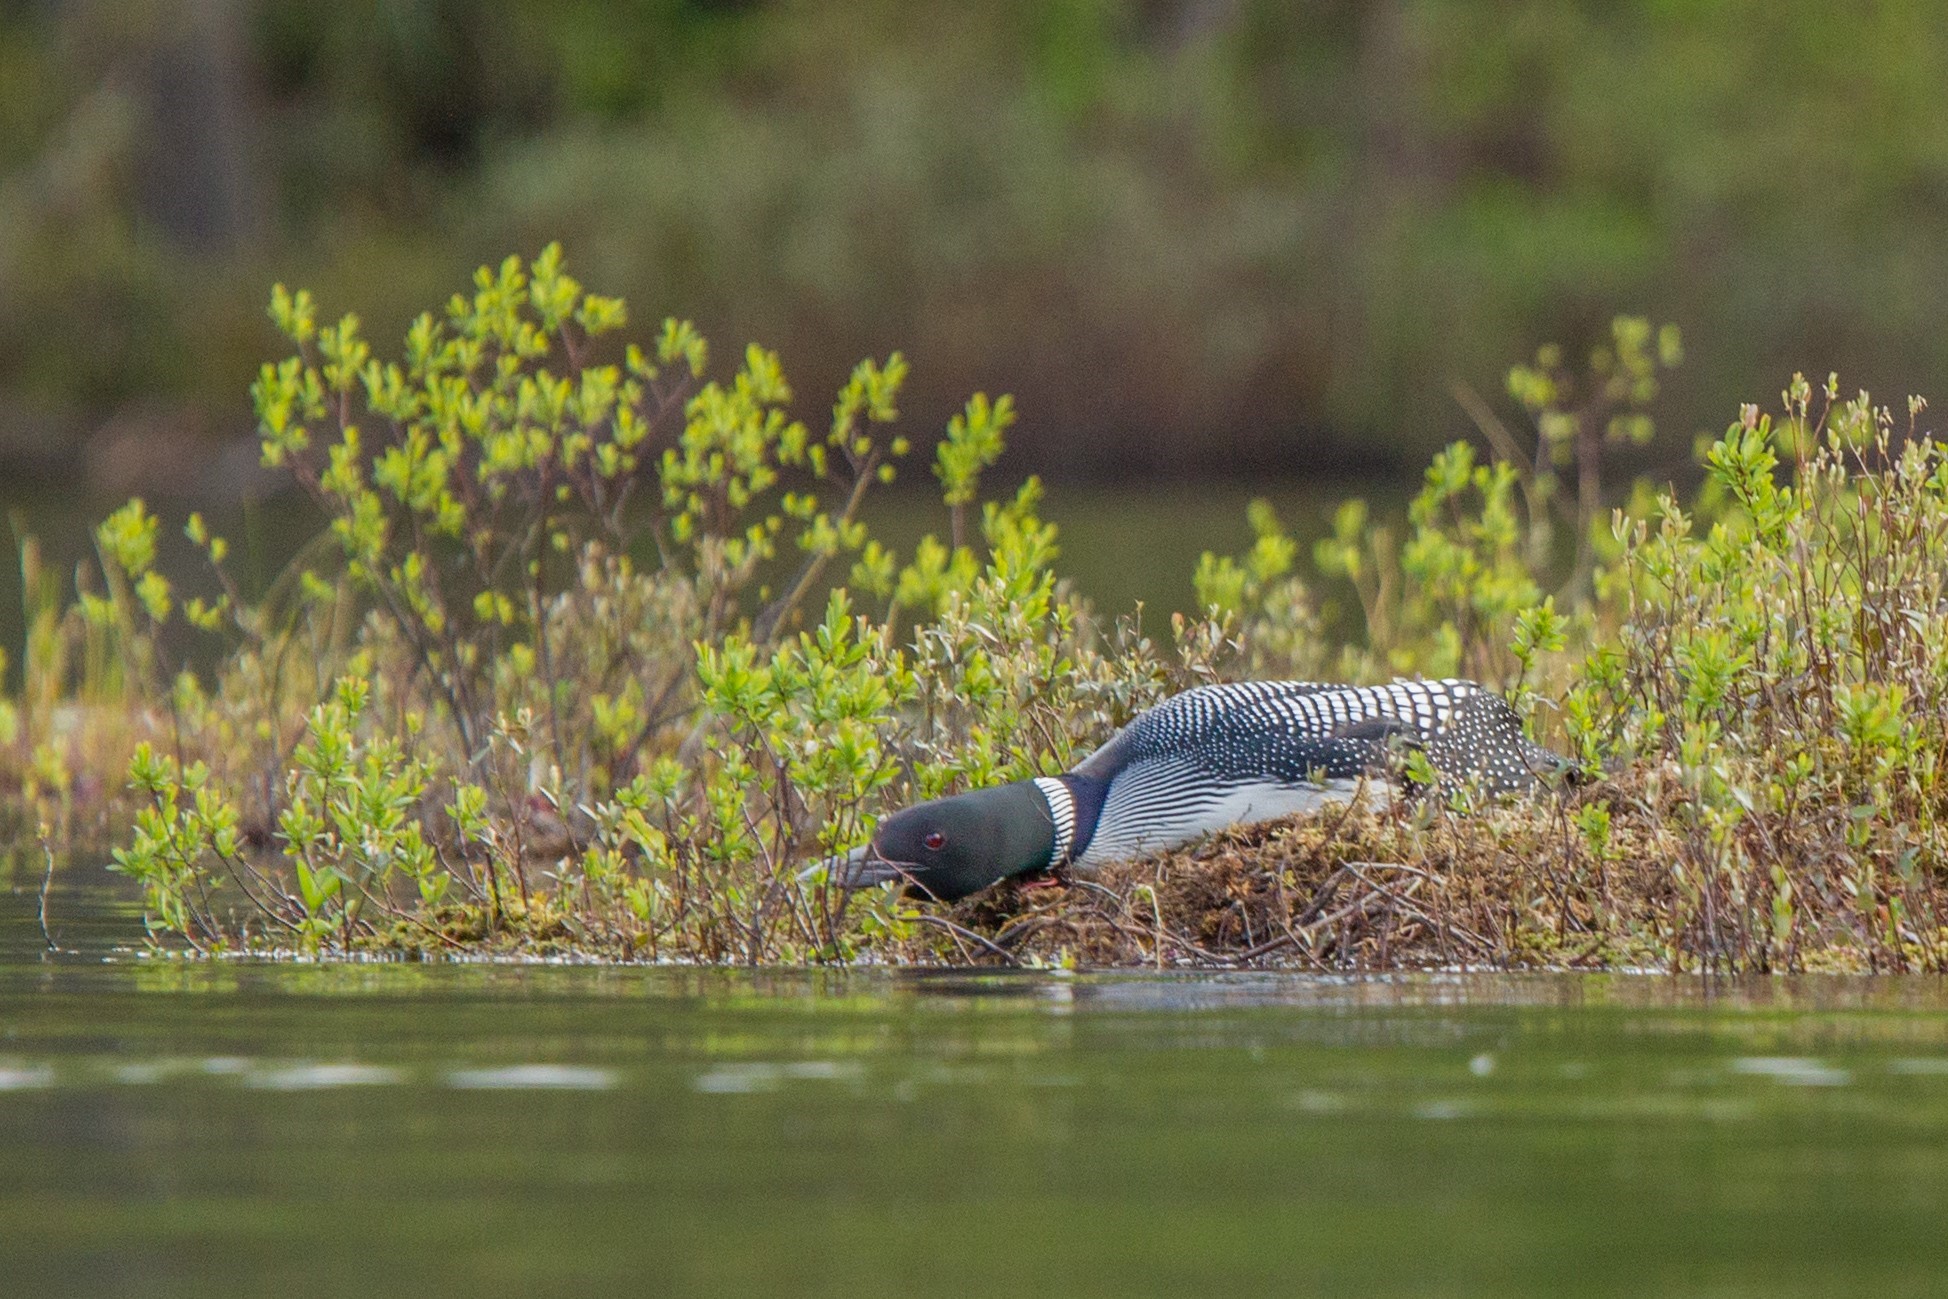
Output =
[{"x1": 6, "y1": 246, "x2": 1948, "y2": 973}]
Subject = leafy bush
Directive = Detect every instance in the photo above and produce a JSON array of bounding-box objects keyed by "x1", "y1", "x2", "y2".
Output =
[
  {"x1": 1563, "y1": 384, "x2": 1948, "y2": 969},
  {"x1": 6, "y1": 245, "x2": 1948, "y2": 973},
  {"x1": 73, "y1": 245, "x2": 1234, "y2": 959}
]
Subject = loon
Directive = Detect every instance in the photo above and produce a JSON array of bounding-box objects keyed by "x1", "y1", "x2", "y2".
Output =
[{"x1": 814, "y1": 678, "x2": 1570, "y2": 902}]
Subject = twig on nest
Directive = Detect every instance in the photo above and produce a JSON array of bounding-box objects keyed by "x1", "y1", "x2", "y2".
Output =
[
  {"x1": 993, "y1": 915, "x2": 1054, "y2": 950},
  {"x1": 913, "y1": 912, "x2": 1019, "y2": 965}
]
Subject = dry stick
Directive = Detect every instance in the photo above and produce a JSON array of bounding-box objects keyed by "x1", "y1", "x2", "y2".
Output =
[
  {"x1": 993, "y1": 914, "x2": 1054, "y2": 950},
  {"x1": 1342, "y1": 859, "x2": 1441, "y2": 882},
  {"x1": 737, "y1": 796, "x2": 783, "y2": 964},
  {"x1": 353, "y1": 882, "x2": 469, "y2": 953},
  {"x1": 1565, "y1": 396, "x2": 1608, "y2": 599},
  {"x1": 1375, "y1": 888, "x2": 1397, "y2": 967},
  {"x1": 1174, "y1": 934, "x2": 1259, "y2": 966},
  {"x1": 37, "y1": 828, "x2": 58, "y2": 954},
  {"x1": 1340, "y1": 863, "x2": 1439, "y2": 924},
  {"x1": 1067, "y1": 877, "x2": 1123, "y2": 905},
  {"x1": 1267, "y1": 868, "x2": 1306, "y2": 955},
  {"x1": 1303, "y1": 791, "x2": 1373, "y2": 871},
  {"x1": 1177, "y1": 879, "x2": 1413, "y2": 967},
  {"x1": 310, "y1": 501, "x2": 479, "y2": 759},
  {"x1": 794, "y1": 880, "x2": 837, "y2": 958},
  {"x1": 1087, "y1": 910, "x2": 1154, "y2": 961},
  {"x1": 1143, "y1": 881, "x2": 1167, "y2": 970},
  {"x1": 167, "y1": 828, "x2": 224, "y2": 954},
  {"x1": 432, "y1": 841, "x2": 488, "y2": 907},
  {"x1": 1063, "y1": 878, "x2": 1160, "y2": 961},
  {"x1": 1424, "y1": 902, "x2": 1493, "y2": 959},
  {"x1": 1348, "y1": 871, "x2": 1486, "y2": 958},
  {"x1": 910, "y1": 913, "x2": 1018, "y2": 966},
  {"x1": 1293, "y1": 865, "x2": 1353, "y2": 926},
  {"x1": 1229, "y1": 880, "x2": 1417, "y2": 965},
  {"x1": 216, "y1": 852, "x2": 305, "y2": 935}
]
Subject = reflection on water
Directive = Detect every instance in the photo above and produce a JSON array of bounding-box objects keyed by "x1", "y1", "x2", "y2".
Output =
[{"x1": 5, "y1": 880, "x2": 1948, "y2": 1296}]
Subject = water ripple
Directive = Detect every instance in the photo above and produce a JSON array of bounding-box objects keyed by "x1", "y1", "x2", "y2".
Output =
[
  {"x1": 245, "y1": 1063, "x2": 405, "y2": 1090},
  {"x1": 446, "y1": 1065, "x2": 618, "y2": 1090},
  {"x1": 1730, "y1": 1056, "x2": 1852, "y2": 1087},
  {"x1": 693, "y1": 1060, "x2": 864, "y2": 1094},
  {"x1": 694, "y1": 1063, "x2": 781, "y2": 1094},
  {"x1": 0, "y1": 1064, "x2": 53, "y2": 1090}
]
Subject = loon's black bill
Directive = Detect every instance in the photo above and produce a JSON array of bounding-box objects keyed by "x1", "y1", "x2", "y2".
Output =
[{"x1": 797, "y1": 843, "x2": 914, "y2": 890}]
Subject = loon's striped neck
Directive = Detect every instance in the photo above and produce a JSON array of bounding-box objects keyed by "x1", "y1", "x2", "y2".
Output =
[
  {"x1": 1031, "y1": 777, "x2": 1075, "y2": 864},
  {"x1": 1030, "y1": 774, "x2": 1108, "y2": 867}
]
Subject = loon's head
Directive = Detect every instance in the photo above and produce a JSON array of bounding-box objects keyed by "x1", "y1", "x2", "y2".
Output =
[{"x1": 809, "y1": 780, "x2": 1057, "y2": 902}]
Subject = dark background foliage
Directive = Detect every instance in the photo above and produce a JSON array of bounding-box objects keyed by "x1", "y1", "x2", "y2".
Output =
[{"x1": 5, "y1": 0, "x2": 1948, "y2": 490}]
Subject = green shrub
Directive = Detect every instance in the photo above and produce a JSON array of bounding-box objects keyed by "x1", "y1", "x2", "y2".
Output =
[
  {"x1": 9, "y1": 245, "x2": 1947, "y2": 973},
  {"x1": 74, "y1": 245, "x2": 1230, "y2": 960},
  {"x1": 1563, "y1": 385, "x2": 1948, "y2": 968}
]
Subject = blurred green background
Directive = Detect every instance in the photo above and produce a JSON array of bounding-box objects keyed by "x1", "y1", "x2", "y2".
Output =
[{"x1": 5, "y1": 0, "x2": 1948, "y2": 494}]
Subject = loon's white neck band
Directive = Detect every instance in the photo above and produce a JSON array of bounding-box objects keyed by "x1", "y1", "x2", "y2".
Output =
[{"x1": 1032, "y1": 776, "x2": 1076, "y2": 867}]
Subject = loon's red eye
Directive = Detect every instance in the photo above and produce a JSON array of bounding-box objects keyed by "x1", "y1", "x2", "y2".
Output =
[{"x1": 922, "y1": 830, "x2": 947, "y2": 852}]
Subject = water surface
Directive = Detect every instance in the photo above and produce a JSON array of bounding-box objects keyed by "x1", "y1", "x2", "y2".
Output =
[{"x1": 4, "y1": 876, "x2": 1948, "y2": 1296}]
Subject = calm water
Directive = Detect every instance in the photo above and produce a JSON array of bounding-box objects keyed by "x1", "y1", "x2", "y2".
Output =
[{"x1": 6, "y1": 876, "x2": 1948, "y2": 1297}]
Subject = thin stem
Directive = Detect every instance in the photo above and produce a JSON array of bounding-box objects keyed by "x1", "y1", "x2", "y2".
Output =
[{"x1": 37, "y1": 825, "x2": 59, "y2": 954}]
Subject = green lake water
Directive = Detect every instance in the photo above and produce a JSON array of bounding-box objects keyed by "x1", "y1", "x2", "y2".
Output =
[{"x1": 5, "y1": 874, "x2": 1948, "y2": 1296}]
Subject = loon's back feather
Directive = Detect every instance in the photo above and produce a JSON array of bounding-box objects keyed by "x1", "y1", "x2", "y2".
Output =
[
  {"x1": 1073, "y1": 678, "x2": 1485, "y2": 783},
  {"x1": 1065, "y1": 678, "x2": 1559, "y2": 870}
]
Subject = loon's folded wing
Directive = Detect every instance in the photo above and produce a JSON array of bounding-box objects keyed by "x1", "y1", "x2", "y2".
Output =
[
  {"x1": 1072, "y1": 680, "x2": 1338, "y2": 780},
  {"x1": 1071, "y1": 679, "x2": 1480, "y2": 783}
]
